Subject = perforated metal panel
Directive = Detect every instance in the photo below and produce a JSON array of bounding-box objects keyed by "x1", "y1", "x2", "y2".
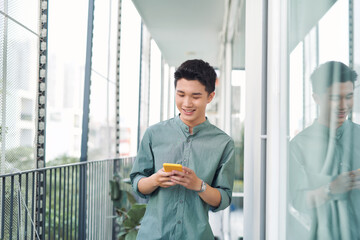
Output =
[{"x1": 0, "y1": 0, "x2": 40, "y2": 238}]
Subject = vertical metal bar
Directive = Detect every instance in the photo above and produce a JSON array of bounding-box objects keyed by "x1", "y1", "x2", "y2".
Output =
[
  {"x1": 91, "y1": 163, "x2": 95, "y2": 240},
  {"x1": 31, "y1": 173, "x2": 35, "y2": 239},
  {"x1": 87, "y1": 164, "x2": 92, "y2": 239},
  {"x1": 113, "y1": 159, "x2": 120, "y2": 238},
  {"x1": 1, "y1": 178, "x2": 5, "y2": 239},
  {"x1": 103, "y1": 163, "x2": 106, "y2": 238},
  {"x1": 53, "y1": 169, "x2": 57, "y2": 240},
  {"x1": 137, "y1": 23, "x2": 144, "y2": 150},
  {"x1": 260, "y1": 0, "x2": 268, "y2": 238},
  {"x1": 62, "y1": 167, "x2": 66, "y2": 238},
  {"x1": 96, "y1": 162, "x2": 100, "y2": 239},
  {"x1": 24, "y1": 173, "x2": 29, "y2": 240},
  {"x1": 36, "y1": 0, "x2": 49, "y2": 170},
  {"x1": 101, "y1": 163, "x2": 105, "y2": 239},
  {"x1": 79, "y1": 0, "x2": 95, "y2": 237},
  {"x1": 58, "y1": 168, "x2": 62, "y2": 238},
  {"x1": 80, "y1": 0, "x2": 95, "y2": 161},
  {"x1": 105, "y1": 162, "x2": 110, "y2": 240},
  {"x1": 93, "y1": 163, "x2": 97, "y2": 239},
  {"x1": 115, "y1": 0, "x2": 122, "y2": 157},
  {"x1": 17, "y1": 175, "x2": 22, "y2": 240},
  {"x1": 48, "y1": 169, "x2": 52, "y2": 239},
  {"x1": 66, "y1": 167, "x2": 70, "y2": 240},
  {"x1": 79, "y1": 164, "x2": 88, "y2": 240},
  {"x1": 9, "y1": 176, "x2": 14, "y2": 239},
  {"x1": 96, "y1": 163, "x2": 100, "y2": 239},
  {"x1": 70, "y1": 166, "x2": 75, "y2": 240},
  {"x1": 42, "y1": 171, "x2": 47, "y2": 238},
  {"x1": 90, "y1": 163, "x2": 93, "y2": 240},
  {"x1": 36, "y1": 0, "x2": 49, "y2": 238},
  {"x1": 98, "y1": 163, "x2": 102, "y2": 239},
  {"x1": 74, "y1": 166, "x2": 79, "y2": 239},
  {"x1": 349, "y1": 0, "x2": 354, "y2": 69}
]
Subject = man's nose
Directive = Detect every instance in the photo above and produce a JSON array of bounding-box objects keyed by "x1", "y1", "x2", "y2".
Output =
[
  {"x1": 337, "y1": 98, "x2": 346, "y2": 109},
  {"x1": 184, "y1": 97, "x2": 192, "y2": 106}
]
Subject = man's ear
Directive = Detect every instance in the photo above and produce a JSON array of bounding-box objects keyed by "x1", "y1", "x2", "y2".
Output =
[
  {"x1": 312, "y1": 93, "x2": 320, "y2": 105},
  {"x1": 207, "y1": 92, "x2": 215, "y2": 103}
]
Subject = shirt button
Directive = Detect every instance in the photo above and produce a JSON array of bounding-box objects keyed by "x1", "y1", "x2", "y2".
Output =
[
  {"x1": 179, "y1": 200, "x2": 183, "y2": 203},
  {"x1": 177, "y1": 220, "x2": 182, "y2": 224},
  {"x1": 187, "y1": 139, "x2": 190, "y2": 143}
]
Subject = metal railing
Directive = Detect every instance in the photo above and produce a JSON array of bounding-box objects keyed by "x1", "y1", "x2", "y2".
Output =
[{"x1": 0, "y1": 157, "x2": 135, "y2": 240}]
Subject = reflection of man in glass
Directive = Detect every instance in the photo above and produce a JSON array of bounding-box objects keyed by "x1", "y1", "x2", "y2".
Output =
[{"x1": 289, "y1": 61, "x2": 360, "y2": 240}]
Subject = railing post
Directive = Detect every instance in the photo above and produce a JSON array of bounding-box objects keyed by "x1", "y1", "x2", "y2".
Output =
[
  {"x1": 35, "y1": 0, "x2": 49, "y2": 238},
  {"x1": 79, "y1": 0, "x2": 95, "y2": 238},
  {"x1": 112, "y1": 159, "x2": 121, "y2": 239}
]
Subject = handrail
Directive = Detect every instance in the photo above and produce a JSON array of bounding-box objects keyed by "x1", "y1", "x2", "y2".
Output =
[
  {"x1": 0, "y1": 157, "x2": 136, "y2": 240},
  {"x1": 0, "y1": 157, "x2": 135, "y2": 178}
]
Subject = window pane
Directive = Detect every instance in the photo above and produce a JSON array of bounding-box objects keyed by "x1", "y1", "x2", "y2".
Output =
[
  {"x1": 87, "y1": 0, "x2": 118, "y2": 161},
  {"x1": 46, "y1": 0, "x2": 88, "y2": 164},
  {"x1": 149, "y1": 39, "x2": 162, "y2": 126},
  {"x1": 119, "y1": 0, "x2": 141, "y2": 156},
  {"x1": 230, "y1": 69, "x2": 245, "y2": 239}
]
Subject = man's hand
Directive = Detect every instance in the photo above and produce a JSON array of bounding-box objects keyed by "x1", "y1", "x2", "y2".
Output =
[
  {"x1": 170, "y1": 166, "x2": 221, "y2": 207},
  {"x1": 330, "y1": 169, "x2": 360, "y2": 194},
  {"x1": 137, "y1": 168, "x2": 176, "y2": 195},
  {"x1": 307, "y1": 169, "x2": 360, "y2": 207},
  {"x1": 152, "y1": 168, "x2": 177, "y2": 188},
  {"x1": 170, "y1": 166, "x2": 202, "y2": 191}
]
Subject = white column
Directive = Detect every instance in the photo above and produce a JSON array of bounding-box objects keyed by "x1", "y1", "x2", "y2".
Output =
[
  {"x1": 266, "y1": 0, "x2": 288, "y2": 240},
  {"x1": 243, "y1": 0, "x2": 267, "y2": 239}
]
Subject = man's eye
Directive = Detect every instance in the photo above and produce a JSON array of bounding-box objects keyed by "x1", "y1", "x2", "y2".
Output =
[
  {"x1": 178, "y1": 94, "x2": 184, "y2": 97},
  {"x1": 330, "y1": 96, "x2": 340, "y2": 101},
  {"x1": 346, "y1": 95, "x2": 353, "y2": 100}
]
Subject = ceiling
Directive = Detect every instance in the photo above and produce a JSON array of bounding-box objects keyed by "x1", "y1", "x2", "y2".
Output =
[{"x1": 131, "y1": 0, "x2": 245, "y2": 69}]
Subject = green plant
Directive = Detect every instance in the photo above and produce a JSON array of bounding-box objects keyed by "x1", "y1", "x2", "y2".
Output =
[{"x1": 110, "y1": 175, "x2": 146, "y2": 240}]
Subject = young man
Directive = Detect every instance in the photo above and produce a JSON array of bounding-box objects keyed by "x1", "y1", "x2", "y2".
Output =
[
  {"x1": 130, "y1": 59, "x2": 235, "y2": 239},
  {"x1": 289, "y1": 61, "x2": 360, "y2": 240}
]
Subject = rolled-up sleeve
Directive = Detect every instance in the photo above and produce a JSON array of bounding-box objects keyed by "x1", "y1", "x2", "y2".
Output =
[
  {"x1": 130, "y1": 129, "x2": 155, "y2": 198},
  {"x1": 210, "y1": 139, "x2": 235, "y2": 212}
]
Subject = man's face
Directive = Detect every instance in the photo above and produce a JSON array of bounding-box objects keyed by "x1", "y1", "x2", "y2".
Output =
[
  {"x1": 175, "y1": 78, "x2": 214, "y2": 129},
  {"x1": 314, "y1": 81, "x2": 354, "y2": 128}
]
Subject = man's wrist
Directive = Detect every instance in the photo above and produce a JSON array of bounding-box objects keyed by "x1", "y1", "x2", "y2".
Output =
[
  {"x1": 196, "y1": 180, "x2": 206, "y2": 193},
  {"x1": 150, "y1": 173, "x2": 160, "y2": 188},
  {"x1": 324, "y1": 182, "x2": 333, "y2": 198}
]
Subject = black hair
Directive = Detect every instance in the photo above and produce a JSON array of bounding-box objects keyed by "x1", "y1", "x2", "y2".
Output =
[
  {"x1": 174, "y1": 59, "x2": 217, "y2": 94},
  {"x1": 311, "y1": 61, "x2": 358, "y2": 94}
]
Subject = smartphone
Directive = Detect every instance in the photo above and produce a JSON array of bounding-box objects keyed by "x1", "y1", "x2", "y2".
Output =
[{"x1": 163, "y1": 163, "x2": 183, "y2": 172}]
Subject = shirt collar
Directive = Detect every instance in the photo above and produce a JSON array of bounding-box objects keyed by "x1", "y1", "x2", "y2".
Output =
[
  {"x1": 175, "y1": 114, "x2": 211, "y2": 136},
  {"x1": 313, "y1": 119, "x2": 349, "y2": 139}
]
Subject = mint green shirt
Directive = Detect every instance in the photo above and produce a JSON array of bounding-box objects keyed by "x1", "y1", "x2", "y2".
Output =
[
  {"x1": 289, "y1": 120, "x2": 360, "y2": 240},
  {"x1": 130, "y1": 115, "x2": 235, "y2": 240}
]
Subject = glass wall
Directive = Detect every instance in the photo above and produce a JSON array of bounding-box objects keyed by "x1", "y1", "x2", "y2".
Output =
[
  {"x1": 118, "y1": 0, "x2": 141, "y2": 156},
  {"x1": 87, "y1": 0, "x2": 119, "y2": 160},
  {"x1": 148, "y1": 39, "x2": 162, "y2": 126},
  {"x1": 230, "y1": 69, "x2": 245, "y2": 239},
  {"x1": 46, "y1": 0, "x2": 88, "y2": 164},
  {"x1": 287, "y1": 0, "x2": 360, "y2": 239}
]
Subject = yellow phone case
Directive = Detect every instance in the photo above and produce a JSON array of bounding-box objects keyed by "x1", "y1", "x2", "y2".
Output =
[{"x1": 163, "y1": 163, "x2": 183, "y2": 172}]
